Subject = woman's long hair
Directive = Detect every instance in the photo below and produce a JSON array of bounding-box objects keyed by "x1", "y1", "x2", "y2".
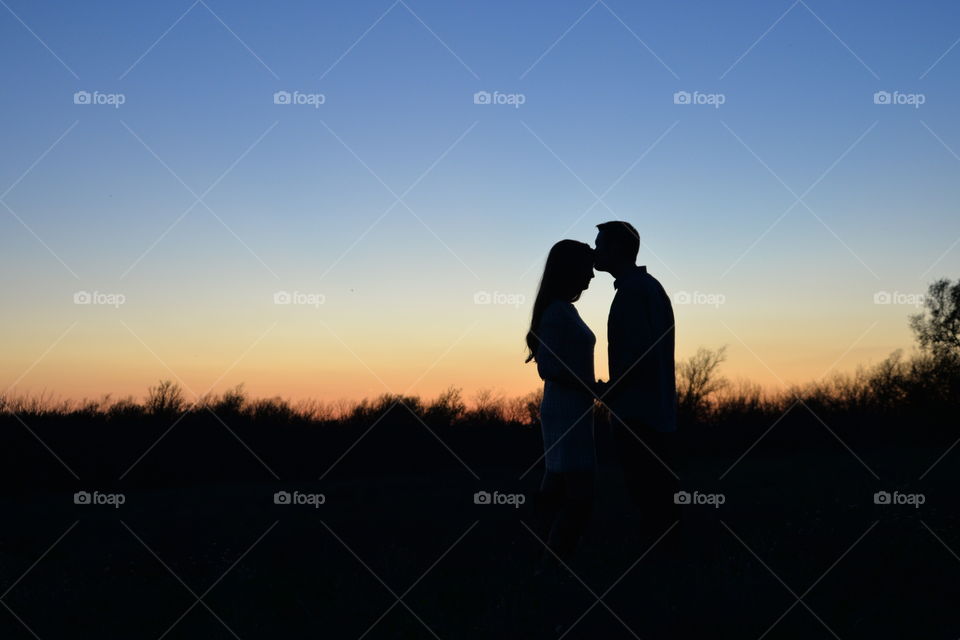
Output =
[{"x1": 525, "y1": 240, "x2": 594, "y2": 363}]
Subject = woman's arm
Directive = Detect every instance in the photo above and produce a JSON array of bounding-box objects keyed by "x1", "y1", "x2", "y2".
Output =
[{"x1": 536, "y1": 305, "x2": 595, "y2": 393}]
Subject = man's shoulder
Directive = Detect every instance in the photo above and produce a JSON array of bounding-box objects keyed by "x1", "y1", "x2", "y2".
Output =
[
  {"x1": 612, "y1": 271, "x2": 672, "y2": 319},
  {"x1": 641, "y1": 272, "x2": 669, "y2": 298},
  {"x1": 617, "y1": 268, "x2": 666, "y2": 296}
]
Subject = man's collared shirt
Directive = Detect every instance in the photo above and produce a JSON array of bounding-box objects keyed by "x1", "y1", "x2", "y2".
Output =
[{"x1": 607, "y1": 265, "x2": 677, "y2": 432}]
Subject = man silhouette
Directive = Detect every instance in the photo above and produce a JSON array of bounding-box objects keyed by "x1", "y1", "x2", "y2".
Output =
[{"x1": 594, "y1": 221, "x2": 679, "y2": 536}]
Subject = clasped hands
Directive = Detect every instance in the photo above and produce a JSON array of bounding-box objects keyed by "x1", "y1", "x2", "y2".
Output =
[{"x1": 591, "y1": 379, "x2": 609, "y2": 400}]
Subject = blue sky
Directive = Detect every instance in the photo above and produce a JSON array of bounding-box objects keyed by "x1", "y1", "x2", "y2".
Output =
[{"x1": 2, "y1": 0, "x2": 959, "y2": 401}]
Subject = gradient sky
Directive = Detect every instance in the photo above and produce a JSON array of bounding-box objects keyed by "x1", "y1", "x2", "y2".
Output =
[{"x1": 2, "y1": 0, "x2": 959, "y2": 404}]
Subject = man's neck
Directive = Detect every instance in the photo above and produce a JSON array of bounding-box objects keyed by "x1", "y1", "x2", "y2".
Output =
[{"x1": 609, "y1": 263, "x2": 637, "y2": 281}]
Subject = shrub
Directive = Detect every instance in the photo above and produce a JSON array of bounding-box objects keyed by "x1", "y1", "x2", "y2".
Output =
[
  {"x1": 468, "y1": 389, "x2": 505, "y2": 423},
  {"x1": 425, "y1": 387, "x2": 467, "y2": 424},
  {"x1": 146, "y1": 380, "x2": 186, "y2": 416},
  {"x1": 248, "y1": 397, "x2": 295, "y2": 422}
]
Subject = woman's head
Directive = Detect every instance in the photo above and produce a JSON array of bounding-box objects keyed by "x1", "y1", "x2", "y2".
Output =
[{"x1": 525, "y1": 240, "x2": 595, "y2": 362}]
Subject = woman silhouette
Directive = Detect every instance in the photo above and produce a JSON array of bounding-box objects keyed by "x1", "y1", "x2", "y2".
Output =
[{"x1": 526, "y1": 239, "x2": 601, "y2": 566}]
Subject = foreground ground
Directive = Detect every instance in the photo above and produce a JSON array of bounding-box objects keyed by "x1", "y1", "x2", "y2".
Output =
[{"x1": 2, "y1": 415, "x2": 957, "y2": 639}]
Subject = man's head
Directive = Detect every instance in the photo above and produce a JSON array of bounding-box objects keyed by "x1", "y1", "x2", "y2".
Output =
[{"x1": 594, "y1": 221, "x2": 640, "y2": 274}]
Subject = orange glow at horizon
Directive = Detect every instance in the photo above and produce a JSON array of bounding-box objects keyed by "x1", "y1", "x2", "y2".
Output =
[{"x1": 2, "y1": 314, "x2": 917, "y2": 406}]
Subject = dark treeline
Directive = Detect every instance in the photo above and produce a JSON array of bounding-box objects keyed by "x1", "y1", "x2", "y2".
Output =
[{"x1": 3, "y1": 278, "x2": 959, "y2": 493}]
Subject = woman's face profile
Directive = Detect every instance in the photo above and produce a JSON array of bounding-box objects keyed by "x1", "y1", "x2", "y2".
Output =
[{"x1": 574, "y1": 260, "x2": 595, "y2": 295}]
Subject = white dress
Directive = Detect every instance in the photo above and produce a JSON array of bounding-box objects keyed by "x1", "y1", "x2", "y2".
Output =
[{"x1": 535, "y1": 301, "x2": 597, "y2": 472}]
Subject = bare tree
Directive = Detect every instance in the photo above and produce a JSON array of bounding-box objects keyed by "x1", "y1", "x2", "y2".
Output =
[
  {"x1": 676, "y1": 346, "x2": 729, "y2": 421},
  {"x1": 911, "y1": 278, "x2": 960, "y2": 359},
  {"x1": 471, "y1": 388, "x2": 505, "y2": 422},
  {"x1": 145, "y1": 380, "x2": 186, "y2": 415}
]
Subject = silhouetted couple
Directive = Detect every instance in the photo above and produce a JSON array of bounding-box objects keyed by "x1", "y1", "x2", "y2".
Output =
[{"x1": 527, "y1": 221, "x2": 678, "y2": 569}]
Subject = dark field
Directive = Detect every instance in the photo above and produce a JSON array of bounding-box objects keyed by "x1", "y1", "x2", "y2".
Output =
[{"x1": 2, "y1": 398, "x2": 958, "y2": 639}]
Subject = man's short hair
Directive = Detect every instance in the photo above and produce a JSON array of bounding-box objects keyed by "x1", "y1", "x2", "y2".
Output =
[{"x1": 597, "y1": 221, "x2": 640, "y2": 261}]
